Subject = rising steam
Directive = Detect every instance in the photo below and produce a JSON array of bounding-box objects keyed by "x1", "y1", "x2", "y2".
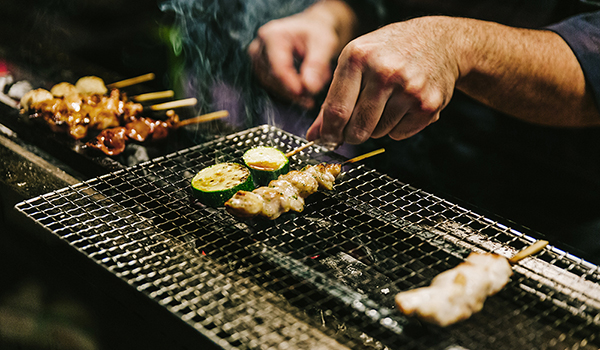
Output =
[{"x1": 159, "y1": 0, "x2": 317, "y2": 132}]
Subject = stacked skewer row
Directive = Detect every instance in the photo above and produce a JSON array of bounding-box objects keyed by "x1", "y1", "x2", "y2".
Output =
[{"x1": 19, "y1": 73, "x2": 229, "y2": 156}]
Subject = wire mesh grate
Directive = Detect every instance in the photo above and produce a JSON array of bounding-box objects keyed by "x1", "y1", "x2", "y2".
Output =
[{"x1": 15, "y1": 125, "x2": 600, "y2": 350}]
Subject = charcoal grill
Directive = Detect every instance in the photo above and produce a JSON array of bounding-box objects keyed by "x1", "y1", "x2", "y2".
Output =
[{"x1": 14, "y1": 125, "x2": 600, "y2": 350}]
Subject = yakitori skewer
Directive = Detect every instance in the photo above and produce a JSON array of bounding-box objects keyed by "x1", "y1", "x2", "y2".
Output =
[
  {"x1": 395, "y1": 240, "x2": 549, "y2": 327},
  {"x1": 133, "y1": 90, "x2": 175, "y2": 102},
  {"x1": 86, "y1": 109, "x2": 230, "y2": 156},
  {"x1": 150, "y1": 98, "x2": 198, "y2": 111},
  {"x1": 107, "y1": 73, "x2": 155, "y2": 89},
  {"x1": 224, "y1": 148, "x2": 386, "y2": 219}
]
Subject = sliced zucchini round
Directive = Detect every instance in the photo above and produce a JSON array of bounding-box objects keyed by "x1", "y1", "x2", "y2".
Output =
[
  {"x1": 191, "y1": 162, "x2": 254, "y2": 207},
  {"x1": 243, "y1": 146, "x2": 290, "y2": 186}
]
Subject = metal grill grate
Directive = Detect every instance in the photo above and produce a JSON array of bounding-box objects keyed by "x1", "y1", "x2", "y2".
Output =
[{"x1": 15, "y1": 125, "x2": 600, "y2": 350}]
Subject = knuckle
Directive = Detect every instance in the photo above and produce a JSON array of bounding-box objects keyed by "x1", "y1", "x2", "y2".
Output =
[
  {"x1": 346, "y1": 126, "x2": 371, "y2": 144},
  {"x1": 341, "y1": 41, "x2": 369, "y2": 70},
  {"x1": 419, "y1": 91, "x2": 445, "y2": 115},
  {"x1": 322, "y1": 102, "x2": 351, "y2": 124}
]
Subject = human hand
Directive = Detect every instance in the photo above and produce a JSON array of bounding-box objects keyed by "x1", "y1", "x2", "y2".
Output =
[
  {"x1": 248, "y1": 1, "x2": 357, "y2": 109},
  {"x1": 306, "y1": 16, "x2": 463, "y2": 145}
]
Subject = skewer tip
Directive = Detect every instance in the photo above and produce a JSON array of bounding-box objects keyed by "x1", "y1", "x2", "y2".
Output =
[
  {"x1": 285, "y1": 141, "x2": 315, "y2": 158},
  {"x1": 342, "y1": 148, "x2": 386, "y2": 165},
  {"x1": 508, "y1": 240, "x2": 549, "y2": 264}
]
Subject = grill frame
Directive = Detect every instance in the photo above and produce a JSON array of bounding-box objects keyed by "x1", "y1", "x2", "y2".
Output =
[{"x1": 14, "y1": 125, "x2": 600, "y2": 350}]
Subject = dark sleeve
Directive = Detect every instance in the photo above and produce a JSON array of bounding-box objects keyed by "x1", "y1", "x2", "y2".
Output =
[{"x1": 546, "y1": 10, "x2": 600, "y2": 110}]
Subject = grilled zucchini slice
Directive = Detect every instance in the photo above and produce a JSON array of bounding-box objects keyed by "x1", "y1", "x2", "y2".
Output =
[
  {"x1": 191, "y1": 162, "x2": 254, "y2": 207},
  {"x1": 243, "y1": 146, "x2": 289, "y2": 186}
]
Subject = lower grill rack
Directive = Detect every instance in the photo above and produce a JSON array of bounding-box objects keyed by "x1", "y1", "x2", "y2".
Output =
[{"x1": 15, "y1": 125, "x2": 600, "y2": 349}]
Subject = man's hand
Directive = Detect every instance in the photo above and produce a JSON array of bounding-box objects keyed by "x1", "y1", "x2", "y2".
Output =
[
  {"x1": 307, "y1": 16, "x2": 462, "y2": 145},
  {"x1": 248, "y1": 0, "x2": 358, "y2": 109},
  {"x1": 307, "y1": 15, "x2": 600, "y2": 146}
]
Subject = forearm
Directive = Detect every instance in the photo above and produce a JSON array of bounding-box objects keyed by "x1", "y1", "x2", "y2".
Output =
[{"x1": 454, "y1": 18, "x2": 600, "y2": 127}]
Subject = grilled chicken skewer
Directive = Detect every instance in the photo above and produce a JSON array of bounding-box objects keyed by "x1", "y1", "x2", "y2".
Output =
[
  {"x1": 19, "y1": 75, "x2": 194, "y2": 142},
  {"x1": 20, "y1": 78, "x2": 144, "y2": 140},
  {"x1": 225, "y1": 163, "x2": 341, "y2": 220},
  {"x1": 86, "y1": 110, "x2": 229, "y2": 156},
  {"x1": 395, "y1": 240, "x2": 549, "y2": 327},
  {"x1": 225, "y1": 148, "x2": 385, "y2": 219}
]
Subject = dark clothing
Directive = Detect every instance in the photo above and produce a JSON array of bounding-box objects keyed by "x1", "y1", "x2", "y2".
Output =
[
  {"x1": 339, "y1": 1, "x2": 600, "y2": 263},
  {"x1": 548, "y1": 10, "x2": 600, "y2": 111}
]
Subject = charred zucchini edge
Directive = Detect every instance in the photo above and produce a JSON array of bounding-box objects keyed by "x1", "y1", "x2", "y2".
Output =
[{"x1": 191, "y1": 162, "x2": 254, "y2": 207}]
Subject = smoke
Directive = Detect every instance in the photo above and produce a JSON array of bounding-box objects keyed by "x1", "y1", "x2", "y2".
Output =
[{"x1": 159, "y1": 0, "x2": 317, "y2": 132}]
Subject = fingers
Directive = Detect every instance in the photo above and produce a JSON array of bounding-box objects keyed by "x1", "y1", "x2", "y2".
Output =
[
  {"x1": 315, "y1": 54, "x2": 363, "y2": 145},
  {"x1": 343, "y1": 77, "x2": 393, "y2": 144},
  {"x1": 248, "y1": 36, "x2": 305, "y2": 101},
  {"x1": 388, "y1": 111, "x2": 440, "y2": 140},
  {"x1": 312, "y1": 80, "x2": 442, "y2": 144},
  {"x1": 305, "y1": 111, "x2": 323, "y2": 141},
  {"x1": 300, "y1": 34, "x2": 337, "y2": 95},
  {"x1": 248, "y1": 16, "x2": 340, "y2": 110}
]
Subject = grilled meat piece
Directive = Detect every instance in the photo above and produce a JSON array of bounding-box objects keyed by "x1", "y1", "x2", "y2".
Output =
[
  {"x1": 87, "y1": 110, "x2": 180, "y2": 155},
  {"x1": 225, "y1": 163, "x2": 341, "y2": 219},
  {"x1": 22, "y1": 86, "x2": 144, "y2": 140},
  {"x1": 85, "y1": 127, "x2": 128, "y2": 156},
  {"x1": 395, "y1": 252, "x2": 513, "y2": 327},
  {"x1": 278, "y1": 170, "x2": 319, "y2": 198}
]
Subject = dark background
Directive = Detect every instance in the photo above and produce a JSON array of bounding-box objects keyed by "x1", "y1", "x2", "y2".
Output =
[
  {"x1": 1, "y1": 1, "x2": 600, "y2": 349},
  {"x1": 0, "y1": 1, "x2": 194, "y2": 349}
]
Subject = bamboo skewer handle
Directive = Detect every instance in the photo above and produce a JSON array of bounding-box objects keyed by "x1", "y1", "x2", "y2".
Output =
[
  {"x1": 150, "y1": 98, "x2": 198, "y2": 111},
  {"x1": 342, "y1": 148, "x2": 386, "y2": 164},
  {"x1": 176, "y1": 110, "x2": 229, "y2": 128},
  {"x1": 509, "y1": 240, "x2": 549, "y2": 265},
  {"x1": 107, "y1": 73, "x2": 156, "y2": 89},
  {"x1": 133, "y1": 90, "x2": 174, "y2": 102},
  {"x1": 285, "y1": 141, "x2": 315, "y2": 158}
]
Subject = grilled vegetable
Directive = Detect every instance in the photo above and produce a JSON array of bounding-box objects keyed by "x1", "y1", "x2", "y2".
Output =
[
  {"x1": 242, "y1": 146, "x2": 289, "y2": 186},
  {"x1": 191, "y1": 163, "x2": 254, "y2": 207}
]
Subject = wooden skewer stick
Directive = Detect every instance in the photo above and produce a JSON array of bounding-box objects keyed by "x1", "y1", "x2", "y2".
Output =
[
  {"x1": 342, "y1": 148, "x2": 386, "y2": 164},
  {"x1": 107, "y1": 73, "x2": 156, "y2": 89},
  {"x1": 133, "y1": 90, "x2": 174, "y2": 102},
  {"x1": 176, "y1": 110, "x2": 229, "y2": 128},
  {"x1": 285, "y1": 141, "x2": 315, "y2": 158},
  {"x1": 150, "y1": 98, "x2": 198, "y2": 111},
  {"x1": 508, "y1": 240, "x2": 549, "y2": 265}
]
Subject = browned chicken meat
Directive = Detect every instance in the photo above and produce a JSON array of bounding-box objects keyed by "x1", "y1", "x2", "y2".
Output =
[
  {"x1": 86, "y1": 110, "x2": 180, "y2": 156},
  {"x1": 85, "y1": 127, "x2": 128, "y2": 156},
  {"x1": 225, "y1": 163, "x2": 341, "y2": 219},
  {"x1": 20, "y1": 84, "x2": 143, "y2": 140}
]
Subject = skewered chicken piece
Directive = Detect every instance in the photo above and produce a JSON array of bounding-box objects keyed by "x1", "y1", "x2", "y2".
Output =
[
  {"x1": 395, "y1": 253, "x2": 512, "y2": 327},
  {"x1": 85, "y1": 126, "x2": 128, "y2": 156},
  {"x1": 225, "y1": 163, "x2": 342, "y2": 220},
  {"x1": 395, "y1": 240, "x2": 548, "y2": 327},
  {"x1": 124, "y1": 110, "x2": 180, "y2": 142},
  {"x1": 20, "y1": 79, "x2": 143, "y2": 140},
  {"x1": 86, "y1": 110, "x2": 180, "y2": 155}
]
